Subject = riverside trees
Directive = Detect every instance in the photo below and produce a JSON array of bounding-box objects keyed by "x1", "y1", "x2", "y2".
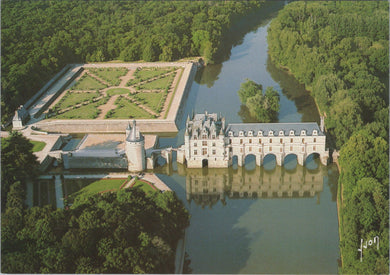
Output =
[
  {"x1": 267, "y1": 1, "x2": 389, "y2": 273},
  {"x1": 237, "y1": 79, "x2": 280, "y2": 122},
  {"x1": 1, "y1": 0, "x2": 263, "y2": 124}
]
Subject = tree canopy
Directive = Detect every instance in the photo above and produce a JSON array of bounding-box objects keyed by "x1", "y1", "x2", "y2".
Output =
[
  {"x1": 1, "y1": 0, "x2": 263, "y2": 124},
  {"x1": 237, "y1": 79, "x2": 280, "y2": 122},
  {"x1": 1, "y1": 188, "x2": 190, "y2": 273},
  {"x1": 267, "y1": 1, "x2": 389, "y2": 273}
]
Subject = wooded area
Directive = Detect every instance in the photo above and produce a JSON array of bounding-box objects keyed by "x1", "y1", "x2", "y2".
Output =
[
  {"x1": 267, "y1": 1, "x2": 389, "y2": 273},
  {"x1": 1, "y1": 0, "x2": 263, "y2": 124},
  {"x1": 237, "y1": 79, "x2": 280, "y2": 122}
]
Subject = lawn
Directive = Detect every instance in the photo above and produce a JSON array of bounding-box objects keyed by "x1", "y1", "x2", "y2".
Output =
[
  {"x1": 31, "y1": 140, "x2": 46, "y2": 152},
  {"x1": 52, "y1": 97, "x2": 108, "y2": 119},
  {"x1": 106, "y1": 88, "x2": 131, "y2": 96},
  {"x1": 55, "y1": 91, "x2": 100, "y2": 109},
  {"x1": 134, "y1": 68, "x2": 173, "y2": 81},
  {"x1": 132, "y1": 179, "x2": 157, "y2": 193},
  {"x1": 109, "y1": 97, "x2": 155, "y2": 119},
  {"x1": 72, "y1": 75, "x2": 107, "y2": 90},
  {"x1": 88, "y1": 68, "x2": 128, "y2": 86},
  {"x1": 138, "y1": 73, "x2": 175, "y2": 90},
  {"x1": 131, "y1": 91, "x2": 166, "y2": 113},
  {"x1": 69, "y1": 178, "x2": 127, "y2": 199}
]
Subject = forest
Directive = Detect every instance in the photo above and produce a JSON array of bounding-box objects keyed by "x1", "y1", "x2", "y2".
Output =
[
  {"x1": 267, "y1": 1, "x2": 389, "y2": 274},
  {"x1": 1, "y1": 133, "x2": 190, "y2": 273},
  {"x1": 1, "y1": 0, "x2": 263, "y2": 124}
]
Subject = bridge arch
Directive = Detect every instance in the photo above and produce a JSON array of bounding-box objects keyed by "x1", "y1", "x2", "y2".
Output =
[
  {"x1": 263, "y1": 153, "x2": 277, "y2": 170},
  {"x1": 284, "y1": 153, "x2": 298, "y2": 171},
  {"x1": 244, "y1": 154, "x2": 256, "y2": 171},
  {"x1": 305, "y1": 152, "x2": 321, "y2": 170}
]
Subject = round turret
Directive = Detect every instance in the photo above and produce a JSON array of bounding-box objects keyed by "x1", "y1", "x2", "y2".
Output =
[{"x1": 125, "y1": 120, "x2": 145, "y2": 172}]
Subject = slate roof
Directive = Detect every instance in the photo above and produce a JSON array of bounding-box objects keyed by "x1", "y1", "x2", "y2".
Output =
[{"x1": 226, "y1": 122, "x2": 324, "y2": 137}]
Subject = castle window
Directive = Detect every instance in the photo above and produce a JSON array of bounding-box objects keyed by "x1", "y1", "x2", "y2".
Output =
[
  {"x1": 258, "y1": 131, "x2": 263, "y2": 136},
  {"x1": 202, "y1": 148, "x2": 207, "y2": 155},
  {"x1": 202, "y1": 141, "x2": 207, "y2": 146},
  {"x1": 229, "y1": 131, "x2": 233, "y2": 137},
  {"x1": 290, "y1": 146, "x2": 293, "y2": 151},
  {"x1": 269, "y1": 131, "x2": 274, "y2": 136},
  {"x1": 240, "y1": 139, "x2": 243, "y2": 144},
  {"x1": 280, "y1": 138, "x2": 283, "y2": 144},
  {"x1": 313, "y1": 146, "x2": 316, "y2": 151},
  {"x1": 229, "y1": 139, "x2": 232, "y2": 144},
  {"x1": 212, "y1": 142, "x2": 216, "y2": 147},
  {"x1": 249, "y1": 139, "x2": 252, "y2": 144},
  {"x1": 229, "y1": 147, "x2": 233, "y2": 152},
  {"x1": 302, "y1": 147, "x2": 304, "y2": 152},
  {"x1": 194, "y1": 135, "x2": 197, "y2": 140},
  {"x1": 302, "y1": 138, "x2": 305, "y2": 143},
  {"x1": 249, "y1": 147, "x2": 252, "y2": 152},
  {"x1": 269, "y1": 146, "x2": 272, "y2": 151},
  {"x1": 290, "y1": 138, "x2": 293, "y2": 143},
  {"x1": 279, "y1": 130, "x2": 284, "y2": 136},
  {"x1": 194, "y1": 143, "x2": 197, "y2": 147},
  {"x1": 289, "y1": 130, "x2": 294, "y2": 136},
  {"x1": 259, "y1": 139, "x2": 262, "y2": 144},
  {"x1": 239, "y1": 131, "x2": 244, "y2": 136},
  {"x1": 313, "y1": 130, "x2": 318, "y2": 136},
  {"x1": 211, "y1": 135, "x2": 216, "y2": 139},
  {"x1": 301, "y1": 130, "x2": 306, "y2": 136},
  {"x1": 212, "y1": 149, "x2": 216, "y2": 155},
  {"x1": 313, "y1": 138, "x2": 316, "y2": 143},
  {"x1": 194, "y1": 150, "x2": 198, "y2": 155},
  {"x1": 270, "y1": 138, "x2": 272, "y2": 143},
  {"x1": 259, "y1": 148, "x2": 261, "y2": 152},
  {"x1": 202, "y1": 134, "x2": 207, "y2": 139},
  {"x1": 240, "y1": 148, "x2": 243, "y2": 153},
  {"x1": 280, "y1": 147, "x2": 282, "y2": 152},
  {"x1": 248, "y1": 131, "x2": 253, "y2": 136}
]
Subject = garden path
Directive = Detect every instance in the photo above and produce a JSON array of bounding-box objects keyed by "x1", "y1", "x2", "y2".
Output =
[
  {"x1": 86, "y1": 71, "x2": 111, "y2": 86},
  {"x1": 119, "y1": 69, "x2": 135, "y2": 87},
  {"x1": 97, "y1": 95, "x2": 119, "y2": 119}
]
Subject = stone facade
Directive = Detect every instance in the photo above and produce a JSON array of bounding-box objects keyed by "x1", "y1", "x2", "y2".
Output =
[
  {"x1": 12, "y1": 105, "x2": 30, "y2": 129},
  {"x1": 177, "y1": 112, "x2": 329, "y2": 168},
  {"x1": 125, "y1": 120, "x2": 146, "y2": 172}
]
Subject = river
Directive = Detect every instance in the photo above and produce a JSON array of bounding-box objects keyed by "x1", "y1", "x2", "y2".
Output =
[{"x1": 154, "y1": 2, "x2": 340, "y2": 274}]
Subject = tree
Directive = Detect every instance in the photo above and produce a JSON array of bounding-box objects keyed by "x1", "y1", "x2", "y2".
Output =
[
  {"x1": 237, "y1": 78, "x2": 262, "y2": 104},
  {"x1": 1, "y1": 132, "x2": 39, "y2": 210}
]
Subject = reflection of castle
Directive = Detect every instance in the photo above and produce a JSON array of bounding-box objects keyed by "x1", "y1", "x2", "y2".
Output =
[
  {"x1": 177, "y1": 112, "x2": 329, "y2": 168},
  {"x1": 183, "y1": 165, "x2": 324, "y2": 207}
]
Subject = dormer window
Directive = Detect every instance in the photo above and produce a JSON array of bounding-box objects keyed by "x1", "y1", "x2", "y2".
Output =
[
  {"x1": 289, "y1": 130, "x2": 294, "y2": 136},
  {"x1": 228, "y1": 131, "x2": 233, "y2": 137},
  {"x1": 258, "y1": 131, "x2": 263, "y2": 136},
  {"x1": 313, "y1": 130, "x2": 318, "y2": 136},
  {"x1": 239, "y1": 131, "x2": 244, "y2": 137},
  {"x1": 202, "y1": 134, "x2": 207, "y2": 139},
  {"x1": 279, "y1": 130, "x2": 284, "y2": 136},
  {"x1": 268, "y1": 131, "x2": 274, "y2": 136},
  {"x1": 248, "y1": 131, "x2": 253, "y2": 136},
  {"x1": 301, "y1": 130, "x2": 306, "y2": 136}
]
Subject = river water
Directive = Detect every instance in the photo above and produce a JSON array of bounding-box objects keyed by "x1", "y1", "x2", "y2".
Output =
[{"x1": 154, "y1": 2, "x2": 340, "y2": 274}]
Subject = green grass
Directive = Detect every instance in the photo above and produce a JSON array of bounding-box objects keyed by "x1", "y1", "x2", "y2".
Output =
[
  {"x1": 131, "y1": 91, "x2": 166, "y2": 113},
  {"x1": 70, "y1": 178, "x2": 127, "y2": 199},
  {"x1": 106, "y1": 88, "x2": 131, "y2": 96},
  {"x1": 132, "y1": 179, "x2": 157, "y2": 193},
  {"x1": 88, "y1": 68, "x2": 128, "y2": 86},
  {"x1": 139, "y1": 73, "x2": 175, "y2": 90},
  {"x1": 55, "y1": 91, "x2": 100, "y2": 109},
  {"x1": 72, "y1": 75, "x2": 107, "y2": 90},
  {"x1": 31, "y1": 140, "x2": 46, "y2": 152},
  {"x1": 109, "y1": 97, "x2": 155, "y2": 119},
  {"x1": 52, "y1": 98, "x2": 108, "y2": 119},
  {"x1": 134, "y1": 68, "x2": 173, "y2": 81}
]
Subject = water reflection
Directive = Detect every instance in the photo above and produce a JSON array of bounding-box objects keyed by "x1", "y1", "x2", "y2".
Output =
[{"x1": 177, "y1": 163, "x2": 325, "y2": 208}]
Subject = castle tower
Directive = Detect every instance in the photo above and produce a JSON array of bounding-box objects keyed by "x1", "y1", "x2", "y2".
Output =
[{"x1": 125, "y1": 120, "x2": 145, "y2": 172}]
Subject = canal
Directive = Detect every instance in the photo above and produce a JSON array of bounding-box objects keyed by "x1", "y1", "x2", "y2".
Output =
[{"x1": 155, "y1": 2, "x2": 340, "y2": 274}]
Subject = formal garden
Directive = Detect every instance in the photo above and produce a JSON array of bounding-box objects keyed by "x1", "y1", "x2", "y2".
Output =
[{"x1": 47, "y1": 66, "x2": 182, "y2": 120}]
